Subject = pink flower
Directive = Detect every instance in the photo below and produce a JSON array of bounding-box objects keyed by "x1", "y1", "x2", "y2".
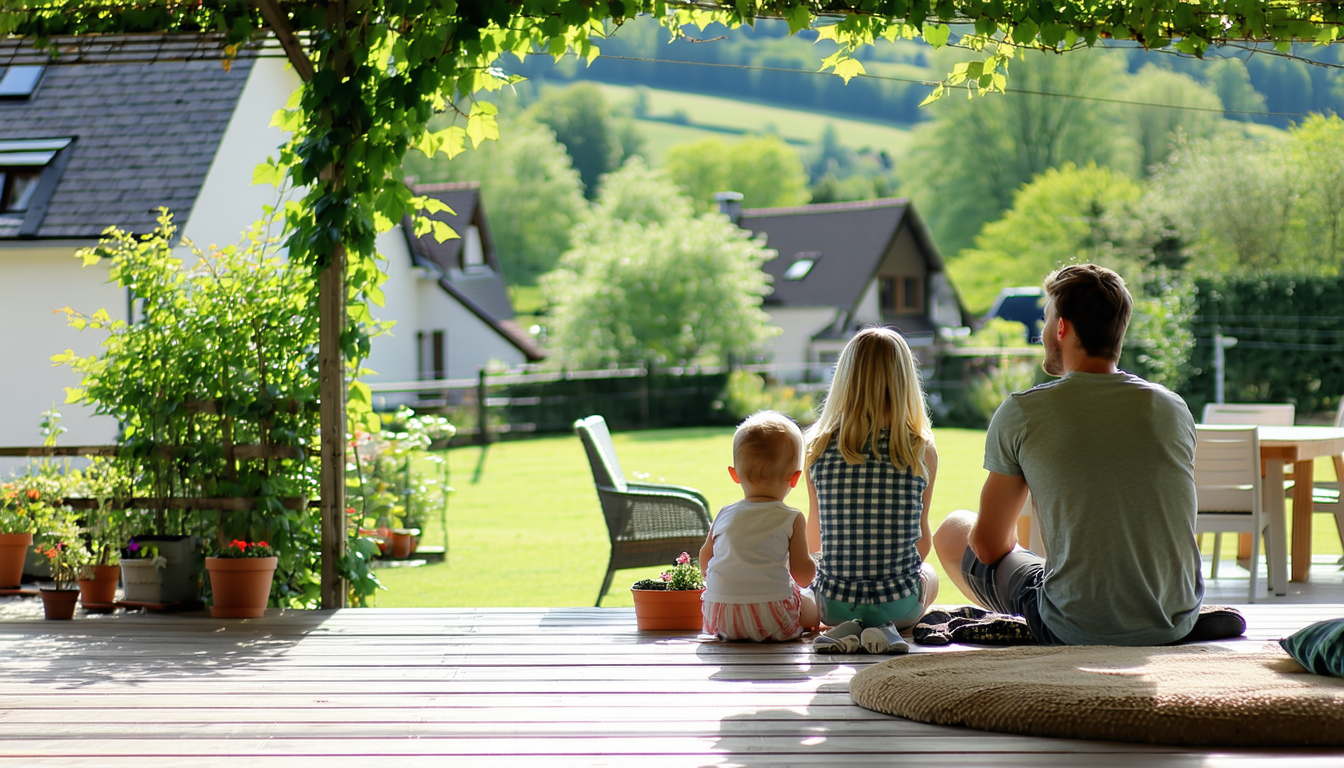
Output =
[
  {"x1": 676, "y1": 552, "x2": 690, "y2": 565},
  {"x1": 659, "y1": 571, "x2": 672, "y2": 582}
]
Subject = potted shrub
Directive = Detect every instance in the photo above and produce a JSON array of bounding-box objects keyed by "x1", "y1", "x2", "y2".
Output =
[
  {"x1": 0, "y1": 482, "x2": 42, "y2": 589},
  {"x1": 206, "y1": 539, "x2": 278, "y2": 618},
  {"x1": 630, "y1": 552, "x2": 705, "y2": 631}
]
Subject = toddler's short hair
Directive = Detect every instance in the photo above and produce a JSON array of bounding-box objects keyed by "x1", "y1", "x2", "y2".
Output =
[{"x1": 733, "y1": 411, "x2": 803, "y2": 484}]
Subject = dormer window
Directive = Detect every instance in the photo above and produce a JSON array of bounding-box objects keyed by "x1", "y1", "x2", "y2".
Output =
[
  {"x1": 0, "y1": 66, "x2": 45, "y2": 99},
  {"x1": 0, "y1": 137, "x2": 73, "y2": 234},
  {"x1": 784, "y1": 251, "x2": 821, "y2": 281}
]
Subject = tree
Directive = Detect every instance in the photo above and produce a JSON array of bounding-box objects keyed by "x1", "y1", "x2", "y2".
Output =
[
  {"x1": 528, "y1": 83, "x2": 629, "y2": 199},
  {"x1": 1147, "y1": 134, "x2": 1300, "y2": 271},
  {"x1": 901, "y1": 47, "x2": 1139, "y2": 258},
  {"x1": 1121, "y1": 64, "x2": 1230, "y2": 173},
  {"x1": 663, "y1": 135, "x2": 810, "y2": 211},
  {"x1": 1290, "y1": 114, "x2": 1344, "y2": 266},
  {"x1": 951, "y1": 163, "x2": 1146, "y2": 314},
  {"x1": 1205, "y1": 59, "x2": 1268, "y2": 122},
  {"x1": 543, "y1": 160, "x2": 775, "y2": 366},
  {"x1": 405, "y1": 117, "x2": 585, "y2": 285}
]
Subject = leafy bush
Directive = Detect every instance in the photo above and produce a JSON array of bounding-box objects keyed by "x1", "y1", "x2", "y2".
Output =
[
  {"x1": 721, "y1": 370, "x2": 816, "y2": 426},
  {"x1": 55, "y1": 211, "x2": 326, "y2": 607}
]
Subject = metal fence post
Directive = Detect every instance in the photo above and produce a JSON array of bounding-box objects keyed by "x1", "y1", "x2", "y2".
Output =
[{"x1": 476, "y1": 368, "x2": 490, "y2": 445}]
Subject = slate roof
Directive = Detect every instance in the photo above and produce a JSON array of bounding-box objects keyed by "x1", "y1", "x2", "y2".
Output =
[
  {"x1": 738, "y1": 197, "x2": 945, "y2": 311},
  {"x1": 0, "y1": 57, "x2": 252, "y2": 239},
  {"x1": 403, "y1": 182, "x2": 545, "y2": 362}
]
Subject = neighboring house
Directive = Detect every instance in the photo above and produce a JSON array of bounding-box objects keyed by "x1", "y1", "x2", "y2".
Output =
[
  {"x1": 730, "y1": 197, "x2": 974, "y2": 381},
  {"x1": 0, "y1": 54, "x2": 538, "y2": 454}
]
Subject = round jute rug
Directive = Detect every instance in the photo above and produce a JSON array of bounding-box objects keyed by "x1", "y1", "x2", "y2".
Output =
[{"x1": 849, "y1": 645, "x2": 1344, "y2": 747}]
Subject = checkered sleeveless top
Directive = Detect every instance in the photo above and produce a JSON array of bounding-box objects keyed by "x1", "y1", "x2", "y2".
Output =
[{"x1": 810, "y1": 430, "x2": 927, "y2": 604}]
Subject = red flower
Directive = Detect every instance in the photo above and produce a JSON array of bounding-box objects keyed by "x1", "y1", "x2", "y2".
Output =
[
  {"x1": 25, "y1": 489, "x2": 39, "y2": 501},
  {"x1": 256, "y1": 541, "x2": 269, "y2": 548}
]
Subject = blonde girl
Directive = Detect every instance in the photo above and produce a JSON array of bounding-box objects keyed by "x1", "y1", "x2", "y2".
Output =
[{"x1": 805, "y1": 326, "x2": 939, "y2": 653}]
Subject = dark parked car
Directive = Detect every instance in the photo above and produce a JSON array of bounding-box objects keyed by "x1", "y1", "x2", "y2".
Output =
[{"x1": 986, "y1": 287, "x2": 1044, "y2": 343}]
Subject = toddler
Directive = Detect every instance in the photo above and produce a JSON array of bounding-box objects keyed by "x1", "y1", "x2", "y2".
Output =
[{"x1": 700, "y1": 411, "x2": 820, "y2": 641}]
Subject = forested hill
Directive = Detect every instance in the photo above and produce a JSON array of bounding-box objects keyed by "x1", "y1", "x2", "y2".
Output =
[{"x1": 510, "y1": 16, "x2": 1344, "y2": 130}]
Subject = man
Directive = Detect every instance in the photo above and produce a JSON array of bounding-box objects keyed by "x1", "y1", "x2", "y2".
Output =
[{"x1": 932, "y1": 264, "x2": 1230, "y2": 645}]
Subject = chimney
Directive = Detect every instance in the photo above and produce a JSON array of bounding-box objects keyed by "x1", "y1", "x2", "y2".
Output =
[{"x1": 714, "y1": 191, "x2": 744, "y2": 224}]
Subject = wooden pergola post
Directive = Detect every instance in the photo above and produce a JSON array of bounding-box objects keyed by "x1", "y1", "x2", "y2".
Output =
[{"x1": 318, "y1": 244, "x2": 347, "y2": 609}]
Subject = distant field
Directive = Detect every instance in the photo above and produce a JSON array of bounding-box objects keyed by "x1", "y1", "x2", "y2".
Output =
[{"x1": 595, "y1": 83, "x2": 917, "y2": 164}]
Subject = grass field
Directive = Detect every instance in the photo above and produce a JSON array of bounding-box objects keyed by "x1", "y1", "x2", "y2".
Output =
[
  {"x1": 594, "y1": 83, "x2": 916, "y2": 165},
  {"x1": 375, "y1": 426, "x2": 1344, "y2": 609}
]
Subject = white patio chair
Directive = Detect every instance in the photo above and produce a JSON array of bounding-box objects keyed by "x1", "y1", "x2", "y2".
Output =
[
  {"x1": 1194, "y1": 425, "x2": 1271, "y2": 602},
  {"x1": 1200, "y1": 402, "x2": 1294, "y2": 573},
  {"x1": 1201, "y1": 402, "x2": 1295, "y2": 426}
]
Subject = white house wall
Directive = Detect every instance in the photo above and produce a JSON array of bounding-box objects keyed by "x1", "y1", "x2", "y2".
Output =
[
  {"x1": 0, "y1": 245, "x2": 121, "y2": 464},
  {"x1": 762, "y1": 307, "x2": 838, "y2": 382},
  {"x1": 180, "y1": 57, "x2": 301, "y2": 250},
  {"x1": 853, "y1": 280, "x2": 882, "y2": 326}
]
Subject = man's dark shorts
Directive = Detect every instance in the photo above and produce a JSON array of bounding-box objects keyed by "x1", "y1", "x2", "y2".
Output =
[{"x1": 960, "y1": 546, "x2": 1062, "y2": 645}]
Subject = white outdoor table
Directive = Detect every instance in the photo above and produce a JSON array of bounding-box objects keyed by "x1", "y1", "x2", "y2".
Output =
[{"x1": 1256, "y1": 426, "x2": 1344, "y2": 590}]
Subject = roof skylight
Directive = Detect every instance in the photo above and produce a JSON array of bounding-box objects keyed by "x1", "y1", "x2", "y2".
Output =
[
  {"x1": 0, "y1": 66, "x2": 45, "y2": 99},
  {"x1": 783, "y1": 251, "x2": 821, "y2": 281}
]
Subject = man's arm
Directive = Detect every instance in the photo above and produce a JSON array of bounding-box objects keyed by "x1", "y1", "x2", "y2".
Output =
[{"x1": 969, "y1": 471, "x2": 1029, "y2": 564}]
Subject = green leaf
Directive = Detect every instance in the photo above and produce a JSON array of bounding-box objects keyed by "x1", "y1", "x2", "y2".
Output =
[
  {"x1": 918, "y1": 84, "x2": 946, "y2": 107},
  {"x1": 831, "y1": 57, "x2": 866, "y2": 85},
  {"x1": 923, "y1": 23, "x2": 950, "y2": 49},
  {"x1": 784, "y1": 4, "x2": 811, "y2": 35}
]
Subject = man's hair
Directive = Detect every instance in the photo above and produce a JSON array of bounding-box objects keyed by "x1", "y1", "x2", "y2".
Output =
[
  {"x1": 733, "y1": 411, "x2": 803, "y2": 484},
  {"x1": 1043, "y1": 264, "x2": 1133, "y2": 361}
]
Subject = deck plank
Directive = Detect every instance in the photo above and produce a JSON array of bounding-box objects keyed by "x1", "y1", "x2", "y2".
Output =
[{"x1": 0, "y1": 600, "x2": 1337, "y2": 764}]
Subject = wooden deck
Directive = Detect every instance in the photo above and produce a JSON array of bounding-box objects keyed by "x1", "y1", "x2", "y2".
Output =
[{"x1": 0, "y1": 570, "x2": 1341, "y2": 766}]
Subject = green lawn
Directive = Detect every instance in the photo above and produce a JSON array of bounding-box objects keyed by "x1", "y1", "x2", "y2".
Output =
[
  {"x1": 594, "y1": 83, "x2": 916, "y2": 165},
  {"x1": 375, "y1": 426, "x2": 1344, "y2": 608}
]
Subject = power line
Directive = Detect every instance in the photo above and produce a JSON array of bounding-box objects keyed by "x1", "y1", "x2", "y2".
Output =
[{"x1": 587, "y1": 53, "x2": 1311, "y2": 118}]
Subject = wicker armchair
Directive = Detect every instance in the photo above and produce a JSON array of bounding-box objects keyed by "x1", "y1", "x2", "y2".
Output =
[{"x1": 574, "y1": 415, "x2": 712, "y2": 606}]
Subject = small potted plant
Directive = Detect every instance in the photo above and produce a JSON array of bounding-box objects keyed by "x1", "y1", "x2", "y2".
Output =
[
  {"x1": 205, "y1": 539, "x2": 278, "y2": 618},
  {"x1": 37, "y1": 517, "x2": 83, "y2": 620},
  {"x1": 630, "y1": 552, "x2": 705, "y2": 631},
  {"x1": 0, "y1": 482, "x2": 42, "y2": 589}
]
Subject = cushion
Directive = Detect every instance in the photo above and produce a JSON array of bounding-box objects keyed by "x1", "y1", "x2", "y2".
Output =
[{"x1": 1280, "y1": 618, "x2": 1344, "y2": 678}]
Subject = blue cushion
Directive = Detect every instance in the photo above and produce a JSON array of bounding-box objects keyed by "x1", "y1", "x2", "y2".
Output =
[{"x1": 1280, "y1": 619, "x2": 1344, "y2": 678}]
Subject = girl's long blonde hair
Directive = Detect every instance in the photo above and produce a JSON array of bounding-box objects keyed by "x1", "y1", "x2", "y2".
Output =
[{"x1": 804, "y1": 326, "x2": 931, "y2": 476}]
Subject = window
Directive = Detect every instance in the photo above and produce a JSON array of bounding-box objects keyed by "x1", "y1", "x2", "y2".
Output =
[
  {"x1": 784, "y1": 251, "x2": 821, "y2": 281},
  {"x1": 879, "y1": 277, "x2": 897, "y2": 313},
  {"x1": 903, "y1": 277, "x2": 923, "y2": 311},
  {"x1": 0, "y1": 66, "x2": 44, "y2": 99},
  {"x1": 0, "y1": 168, "x2": 41, "y2": 212},
  {"x1": 0, "y1": 138, "x2": 73, "y2": 232},
  {"x1": 878, "y1": 275, "x2": 924, "y2": 315}
]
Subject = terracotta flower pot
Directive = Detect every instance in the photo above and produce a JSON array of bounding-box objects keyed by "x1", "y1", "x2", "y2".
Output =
[
  {"x1": 206, "y1": 556, "x2": 277, "y2": 618},
  {"x1": 389, "y1": 528, "x2": 420, "y2": 559},
  {"x1": 0, "y1": 532, "x2": 34, "y2": 589},
  {"x1": 78, "y1": 565, "x2": 121, "y2": 608},
  {"x1": 39, "y1": 587, "x2": 79, "y2": 620},
  {"x1": 631, "y1": 588, "x2": 704, "y2": 631}
]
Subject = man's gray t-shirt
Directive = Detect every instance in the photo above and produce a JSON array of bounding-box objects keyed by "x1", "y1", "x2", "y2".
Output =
[{"x1": 985, "y1": 371, "x2": 1204, "y2": 645}]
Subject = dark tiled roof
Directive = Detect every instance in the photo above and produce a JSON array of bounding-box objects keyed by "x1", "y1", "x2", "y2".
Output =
[
  {"x1": 0, "y1": 57, "x2": 253, "y2": 239},
  {"x1": 404, "y1": 182, "x2": 515, "y2": 321},
  {"x1": 740, "y1": 198, "x2": 917, "y2": 310},
  {"x1": 403, "y1": 182, "x2": 544, "y2": 362}
]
